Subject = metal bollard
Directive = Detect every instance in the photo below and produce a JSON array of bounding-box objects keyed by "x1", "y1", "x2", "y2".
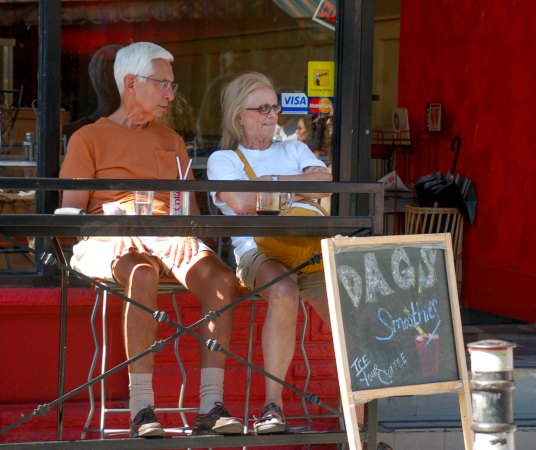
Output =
[{"x1": 468, "y1": 339, "x2": 516, "y2": 450}]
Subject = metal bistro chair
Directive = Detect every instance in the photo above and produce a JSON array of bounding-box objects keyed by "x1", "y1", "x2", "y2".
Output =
[
  {"x1": 243, "y1": 295, "x2": 304, "y2": 434},
  {"x1": 241, "y1": 290, "x2": 342, "y2": 441},
  {"x1": 81, "y1": 277, "x2": 198, "y2": 439}
]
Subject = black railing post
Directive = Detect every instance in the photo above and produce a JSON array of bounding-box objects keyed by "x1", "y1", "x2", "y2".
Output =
[{"x1": 38, "y1": 0, "x2": 63, "y2": 439}]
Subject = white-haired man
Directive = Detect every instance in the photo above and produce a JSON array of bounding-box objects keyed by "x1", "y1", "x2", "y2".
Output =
[{"x1": 60, "y1": 41, "x2": 242, "y2": 438}]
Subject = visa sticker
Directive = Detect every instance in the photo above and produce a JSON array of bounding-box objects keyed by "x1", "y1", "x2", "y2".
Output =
[{"x1": 280, "y1": 93, "x2": 309, "y2": 114}]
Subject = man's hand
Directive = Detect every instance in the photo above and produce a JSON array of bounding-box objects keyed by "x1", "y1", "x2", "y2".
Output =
[
  {"x1": 112, "y1": 236, "x2": 149, "y2": 257},
  {"x1": 162, "y1": 236, "x2": 199, "y2": 268}
]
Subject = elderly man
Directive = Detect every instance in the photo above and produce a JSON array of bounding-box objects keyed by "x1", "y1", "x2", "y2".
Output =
[{"x1": 60, "y1": 42, "x2": 242, "y2": 438}]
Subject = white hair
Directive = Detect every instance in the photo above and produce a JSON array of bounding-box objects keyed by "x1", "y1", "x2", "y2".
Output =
[{"x1": 113, "y1": 42, "x2": 174, "y2": 95}]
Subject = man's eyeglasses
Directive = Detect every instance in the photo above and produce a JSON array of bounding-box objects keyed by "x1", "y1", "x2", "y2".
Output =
[
  {"x1": 245, "y1": 104, "x2": 282, "y2": 115},
  {"x1": 135, "y1": 75, "x2": 179, "y2": 93}
]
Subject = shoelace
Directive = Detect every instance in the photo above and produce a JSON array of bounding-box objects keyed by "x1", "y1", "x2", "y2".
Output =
[
  {"x1": 256, "y1": 403, "x2": 282, "y2": 422},
  {"x1": 133, "y1": 407, "x2": 158, "y2": 426},
  {"x1": 211, "y1": 402, "x2": 231, "y2": 418}
]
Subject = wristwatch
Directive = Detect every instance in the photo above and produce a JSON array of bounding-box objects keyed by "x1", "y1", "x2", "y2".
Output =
[{"x1": 271, "y1": 175, "x2": 279, "y2": 181}]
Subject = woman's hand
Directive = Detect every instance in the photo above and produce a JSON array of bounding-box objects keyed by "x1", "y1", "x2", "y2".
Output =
[{"x1": 218, "y1": 191, "x2": 257, "y2": 215}]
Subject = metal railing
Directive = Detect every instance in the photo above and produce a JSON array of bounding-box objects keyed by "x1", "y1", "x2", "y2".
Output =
[{"x1": 0, "y1": 177, "x2": 384, "y2": 449}]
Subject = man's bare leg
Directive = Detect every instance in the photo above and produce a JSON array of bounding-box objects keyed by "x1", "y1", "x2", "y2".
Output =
[{"x1": 113, "y1": 252, "x2": 163, "y2": 436}]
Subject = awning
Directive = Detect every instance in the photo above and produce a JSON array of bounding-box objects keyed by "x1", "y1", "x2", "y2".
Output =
[
  {"x1": 0, "y1": 0, "x2": 332, "y2": 28},
  {"x1": 272, "y1": 0, "x2": 335, "y2": 30},
  {"x1": 271, "y1": 0, "x2": 320, "y2": 18},
  {"x1": 0, "y1": 0, "x2": 257, "y2": 27}
]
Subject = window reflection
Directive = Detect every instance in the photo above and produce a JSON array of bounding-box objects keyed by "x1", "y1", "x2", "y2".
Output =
[
  {"x1": 0, "y1": 1, "x2": 339, "y2": 167},
  {"x1": 0, "y1": 0, "x2": 338, "y2": 273},
  {"x1": 1, "y1": 0, "x2": 336, "y2": 158},
  {"x1": 60, "y1": 0, "x2": 335, "y2": 158}
]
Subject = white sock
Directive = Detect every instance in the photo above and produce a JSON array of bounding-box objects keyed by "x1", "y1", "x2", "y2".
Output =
[
  {"x1": 199, "y1": 367, "x2": 224, "y2": 414},
  {"x1": 129, "y1": 372, "x2": 154, "y2": 419}
]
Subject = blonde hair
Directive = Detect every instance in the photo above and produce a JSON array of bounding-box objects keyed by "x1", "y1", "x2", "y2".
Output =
[
  {"x1": 157, "y1": 93, "x2": 196, "y2": 140},
  {"x1": 219, "y1": 71, "x2": 275, "y2": 149}
]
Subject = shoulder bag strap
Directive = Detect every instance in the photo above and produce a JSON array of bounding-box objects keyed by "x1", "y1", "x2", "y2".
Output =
[{"x1": 234, "y1": 148, "x2": 257, "y2": 180}]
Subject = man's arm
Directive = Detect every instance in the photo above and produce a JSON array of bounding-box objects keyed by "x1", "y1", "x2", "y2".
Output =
[{"x1": 61, "y1": 190, "x2": 90, "y2": 211}]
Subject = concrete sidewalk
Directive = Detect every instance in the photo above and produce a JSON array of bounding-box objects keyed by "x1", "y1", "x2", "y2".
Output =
[{"x1": 378, "y1": 428, "x2": 534, "y2": 450}]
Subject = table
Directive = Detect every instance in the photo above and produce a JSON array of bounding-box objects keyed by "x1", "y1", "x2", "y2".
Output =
[
  {"x1": 0, "y1": 177, "x2": 385, "y2": 237},
  {"x1": 0, "y1": 159, "x2": 37, "y2": 176},
  {"x1": 0, "y1": 214, "x2": 379, "y2": 238},
  {"x1": 0, "y1": 189, "x2": 35, "y2": 214}
]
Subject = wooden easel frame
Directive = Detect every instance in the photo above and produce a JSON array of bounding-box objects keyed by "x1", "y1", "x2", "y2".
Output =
[{"x1": 321, "y1": 233, "x2": 473, "y2": 450}]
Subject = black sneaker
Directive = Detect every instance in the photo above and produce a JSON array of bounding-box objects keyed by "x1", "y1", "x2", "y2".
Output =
[
  {"x1": 130, "y1": 406, "x2": 165, "y2": 438},
  {"x1": 192, "y1": 402, "x2": 244, "y2": 435},
  {"x1": 253, "y1": 402, "x2": 287, "y2": 434}
]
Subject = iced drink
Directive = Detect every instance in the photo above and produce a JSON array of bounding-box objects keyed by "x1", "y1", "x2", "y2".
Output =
[{"x1": 414, "y1": 334, "x2": 439, "y2": 377}]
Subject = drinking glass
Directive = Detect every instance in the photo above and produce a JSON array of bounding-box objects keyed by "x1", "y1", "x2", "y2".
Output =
[
  {"x1": 256, "y1": 192, "x2": 294, "y2": 215},
  {"x1": 134, "y1": 191, "x2": 154, "y2": 215}
]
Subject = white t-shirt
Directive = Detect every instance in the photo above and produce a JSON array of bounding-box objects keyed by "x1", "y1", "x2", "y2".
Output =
[{"x1": 207, "y1": 140, "x2": 326, "y2": 263}]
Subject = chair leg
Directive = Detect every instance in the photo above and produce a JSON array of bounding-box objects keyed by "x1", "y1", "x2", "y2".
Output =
[
  {"x1": 81, "y1": 289, "x2": 102, "y2": 439},
  {"x1": 170, "y1": 291, "x2": 190, "y2": 429},
  {"x1": 296, "y1": 298, "x2": 312, "y2": 431},
  {"x1": 99, "y1": 290, "x2": 109, "y2": 439},
  {"x1": 243, "y1": 298, "x2": 257, "y2": 438}
]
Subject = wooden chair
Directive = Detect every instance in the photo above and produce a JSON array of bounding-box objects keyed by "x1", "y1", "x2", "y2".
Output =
[{"x1": 405, "y1": 204, "x2": 464, "y2": 295}]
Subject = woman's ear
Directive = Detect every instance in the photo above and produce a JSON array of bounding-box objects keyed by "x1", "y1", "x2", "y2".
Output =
[{"x1": 236, "y1": 114, "x2": 244, "y2": 127}]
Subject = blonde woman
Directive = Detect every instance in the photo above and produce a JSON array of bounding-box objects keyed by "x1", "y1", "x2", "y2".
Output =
[{"x1": 207, "y1": 71, "x2": 332, "y2": 434}]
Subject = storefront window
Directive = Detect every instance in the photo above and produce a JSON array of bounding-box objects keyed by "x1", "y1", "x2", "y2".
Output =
[
  {"x1": 2, "y1": 0, "x2": 373, "y2": 278},
  {"x1": 58, "y1": 0, "x2": 337, "y2": 162},
  {"x1": 0, "y1": 5, "x2": 39, "y2": 168},
  {"x1": 1, "y1": 2, "x2": 40, "y2": 273}
]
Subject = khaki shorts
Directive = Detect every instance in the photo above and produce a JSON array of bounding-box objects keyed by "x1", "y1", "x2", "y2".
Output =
[{"x1": 236, "y1": 249, "x2": 326, "y2": 301}]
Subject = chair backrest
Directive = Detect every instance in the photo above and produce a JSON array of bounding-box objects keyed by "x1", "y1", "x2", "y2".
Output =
[
  {"x1": 0, "y1": 86, "x2": 24, "y2": 141},
  {"x1": 404, "y1": 205, "x2": 463, "y2": 257},
  {"x1": 405, "y1": 204, "x2": 464, "y2": 294}
]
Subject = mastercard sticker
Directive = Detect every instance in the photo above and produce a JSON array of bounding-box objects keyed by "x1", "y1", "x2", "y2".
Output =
[{"x1": 308, "y1": 97, "x2": 334, "y2": 114}]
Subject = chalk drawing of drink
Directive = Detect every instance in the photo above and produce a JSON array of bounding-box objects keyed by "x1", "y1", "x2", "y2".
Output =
[{"x1": 414, "y1": 334, "x2": 440, "y2": 377}]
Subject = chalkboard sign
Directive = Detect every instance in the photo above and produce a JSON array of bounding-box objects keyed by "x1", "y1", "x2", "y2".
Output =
[{"x1": 322, "y1": 234, "x2": 472, "y2": 450}]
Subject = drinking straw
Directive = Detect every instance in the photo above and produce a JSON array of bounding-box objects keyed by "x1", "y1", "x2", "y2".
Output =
[
  {"x1": 183, "y1": 158, "x2": 193, "y2": 180},
  {"x1": 403, "y1": 306, "x2": 428, "y2": 339},
  {"x1": 176, "y1": 156, "x2": 183, "y2": 180}
]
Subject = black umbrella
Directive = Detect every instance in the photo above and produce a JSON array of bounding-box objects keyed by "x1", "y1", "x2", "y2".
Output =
[{"x1": 415, "y1": 136, "x2": 477, "y2": 224}]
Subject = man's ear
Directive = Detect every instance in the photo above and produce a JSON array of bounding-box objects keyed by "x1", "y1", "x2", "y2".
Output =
[{"x1": 124, "y1": 74, "x2": 137, "y2": 92}]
